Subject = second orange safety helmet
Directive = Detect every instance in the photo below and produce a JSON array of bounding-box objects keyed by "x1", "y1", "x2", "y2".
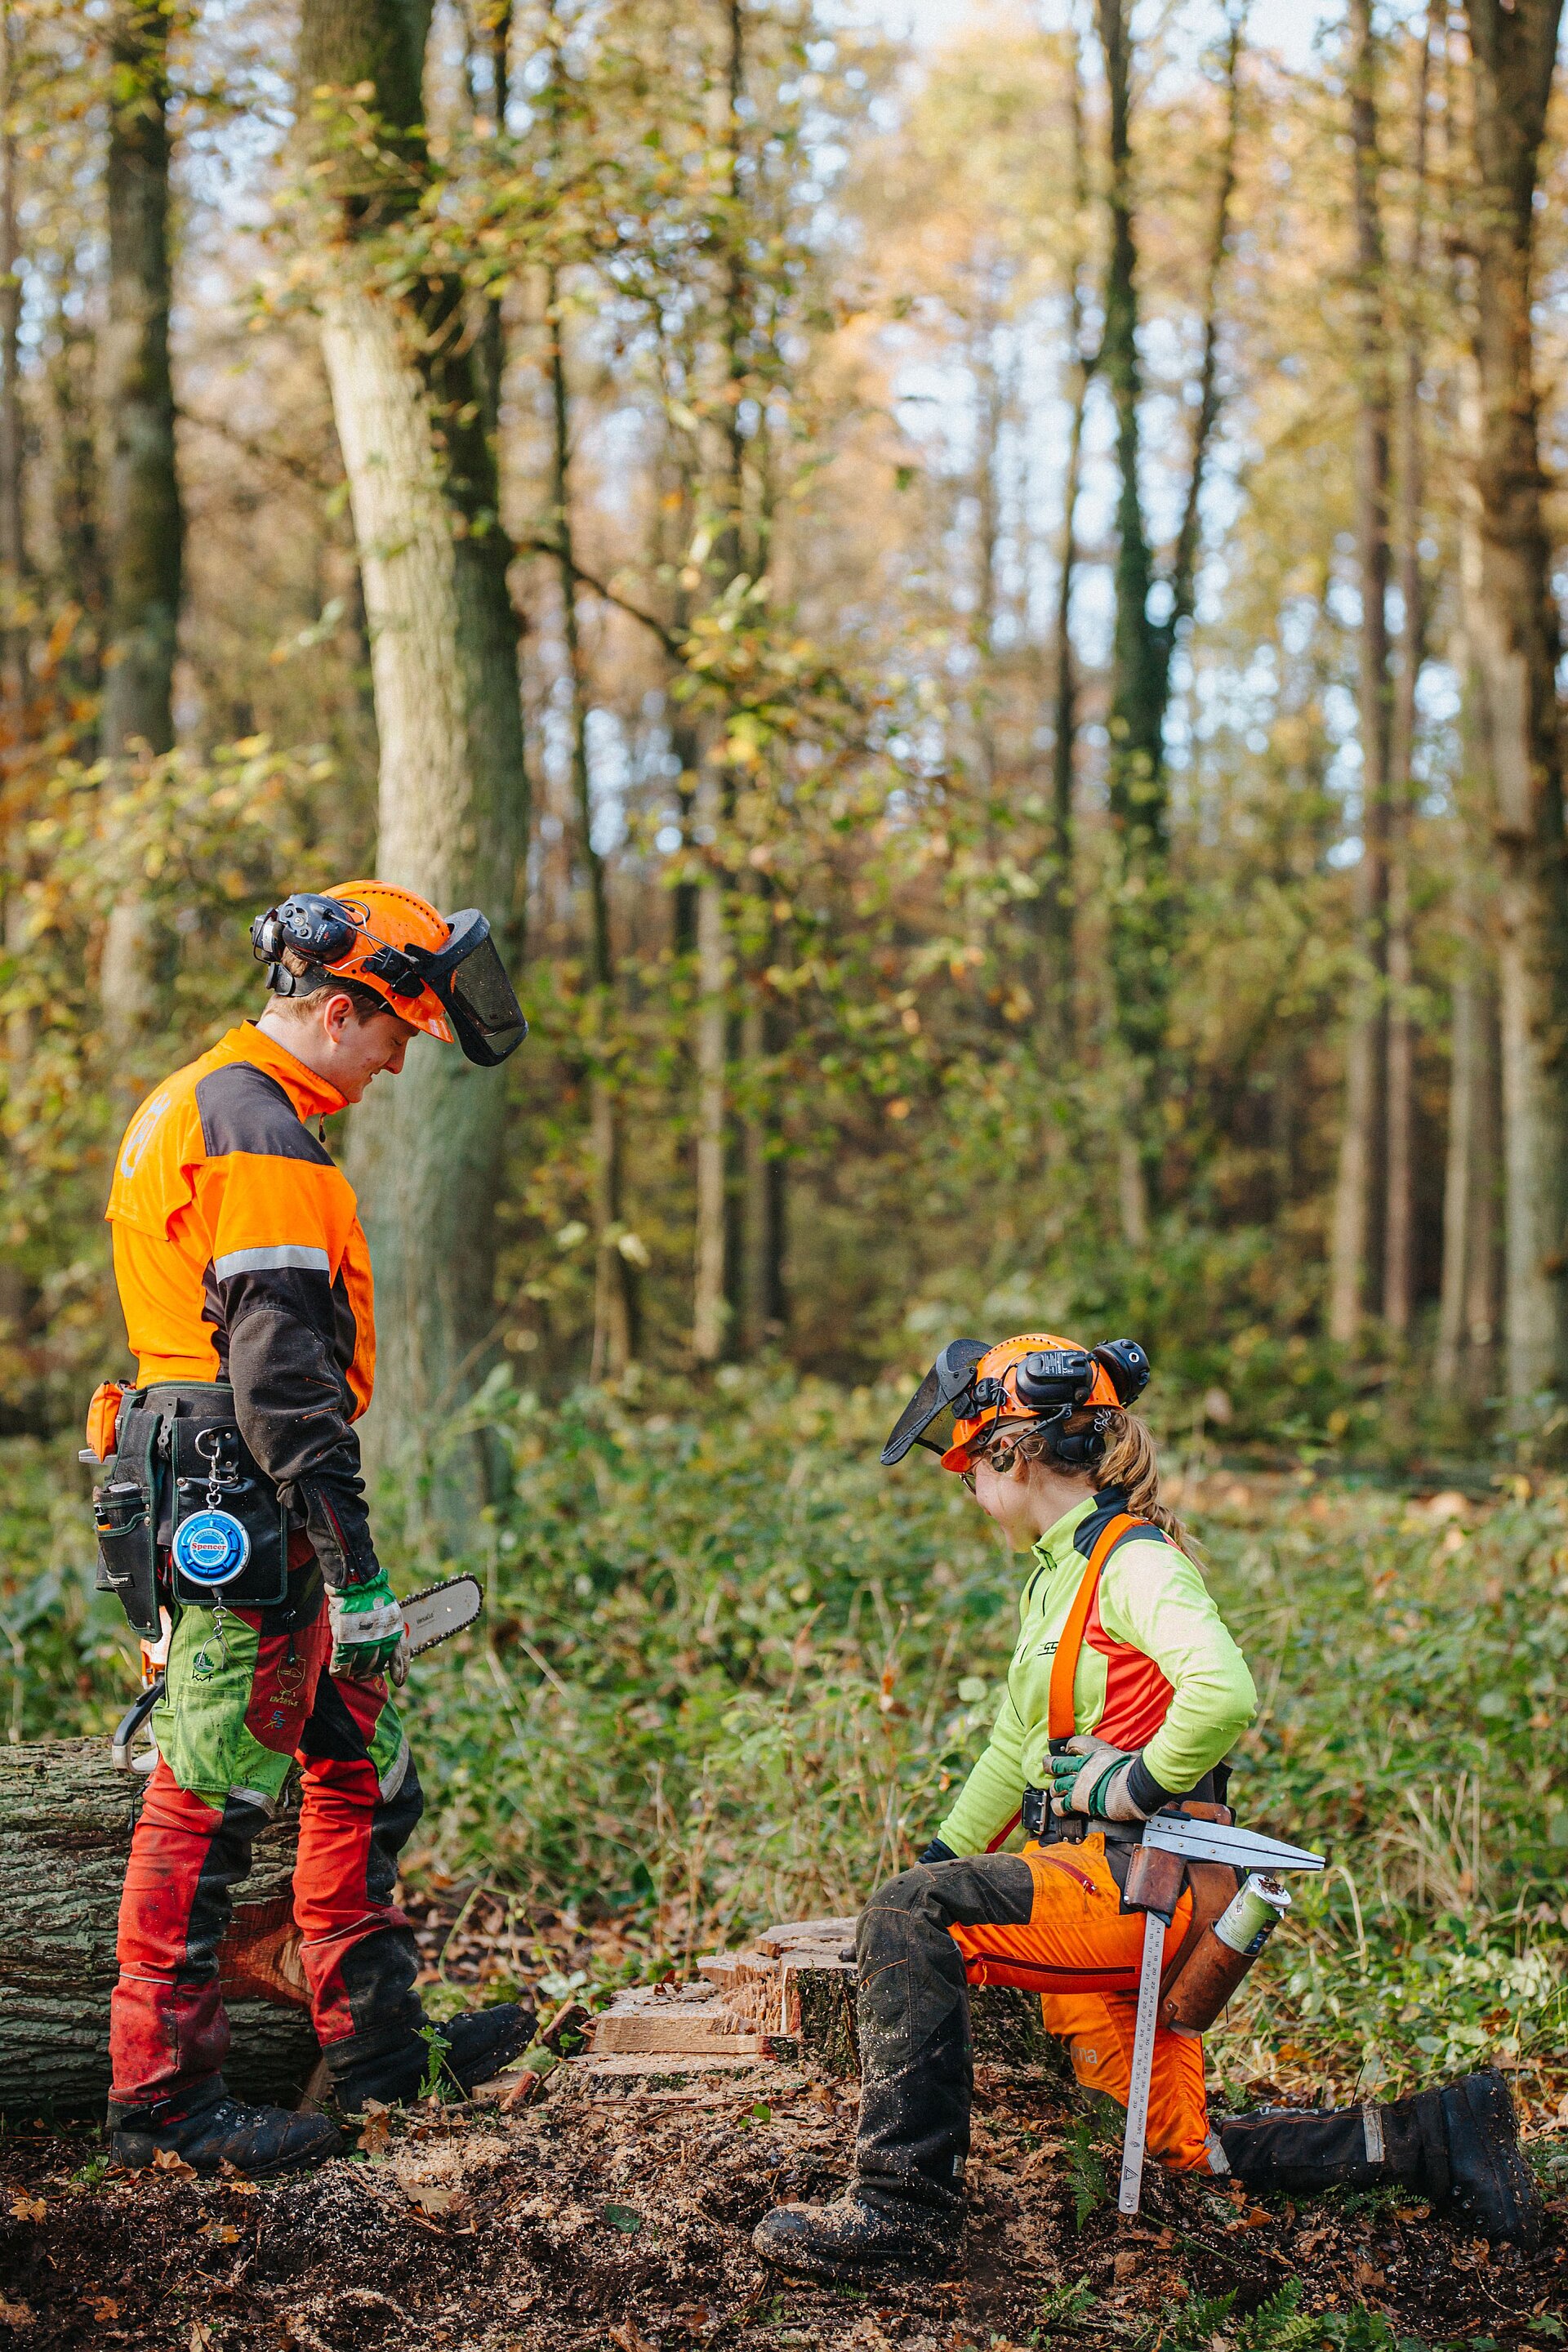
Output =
[{"x1": 939, "y1": 1334, "x2": 1122, "y2": 1471}]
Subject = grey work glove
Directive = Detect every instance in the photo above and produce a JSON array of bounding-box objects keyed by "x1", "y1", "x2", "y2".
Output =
[{"x1": 1049, "y1": 1733, "x2": 1151, "y2": 1822}]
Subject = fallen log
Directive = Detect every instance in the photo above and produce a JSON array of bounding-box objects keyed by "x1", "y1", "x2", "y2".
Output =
[{"x1": 0, "y1": 1737, "x2": 318, "y2": 2118}]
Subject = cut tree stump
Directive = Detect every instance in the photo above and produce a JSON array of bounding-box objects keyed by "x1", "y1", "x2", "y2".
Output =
[
  {"x1": 592, "y1": 1916, "x2": 1067, "y2": 2081},
  {"x1": 0, "y1": 1737, "x2": 318, "y2": 2118}
]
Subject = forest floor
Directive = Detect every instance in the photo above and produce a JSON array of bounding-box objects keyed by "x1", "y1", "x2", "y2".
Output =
[{"x1": 2, "y1": 2048, "x2": 1566, "y2": 2352}]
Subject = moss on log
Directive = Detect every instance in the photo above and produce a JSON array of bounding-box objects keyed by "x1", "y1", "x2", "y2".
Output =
[{"x1": 0, "y1": 1738, "x2": 318, "y2": 2118}]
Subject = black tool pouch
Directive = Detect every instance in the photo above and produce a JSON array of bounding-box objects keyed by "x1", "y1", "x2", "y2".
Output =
[
  {"x1": 93, "y1": 1396, "x2": 162, "y2": 1639},
  {"x1": 161, "y1": 1388, "x2": 290, "y2": 1610}
]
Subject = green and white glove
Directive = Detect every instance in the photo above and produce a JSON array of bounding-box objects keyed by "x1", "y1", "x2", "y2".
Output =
[
  {"x1": 328, "y1": 1570, "x2": 407, "y2": 1683},
  {"x1": 1049, "y1": 1733, "x2": 1150, "y2": 1822}
]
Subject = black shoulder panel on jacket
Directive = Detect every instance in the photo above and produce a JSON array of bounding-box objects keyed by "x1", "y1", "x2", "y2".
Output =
[
  {"x1": 195, "y1": 1062, "x2": 331, "y2": 1164},
  {"x1": 1070, "y1": 1485, "x2": 1169, "y2": 1562}
]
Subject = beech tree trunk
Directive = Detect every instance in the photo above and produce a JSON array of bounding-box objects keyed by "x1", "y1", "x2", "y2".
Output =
[
  {"x1": 99, "y1": 0, "x2": 182, "y2": 1068},
  {"x1": 1329, "y1": 0, "x2": 1392, "y2": 1351},
  {"x1": 300, "y1": 0, "x2": 528, "y2": 1521},
  {"x1": 0, "y1": 1740, "x2": 315, "y2": 2118},
  {"x1": 1459, "y1": 0, "x2": 1568, "y2": 1407}
]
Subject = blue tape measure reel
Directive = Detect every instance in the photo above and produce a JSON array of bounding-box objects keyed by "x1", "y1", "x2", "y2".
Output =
[{"x1": 172, "y1": 1508, "x2": 252, "y2": 1587}]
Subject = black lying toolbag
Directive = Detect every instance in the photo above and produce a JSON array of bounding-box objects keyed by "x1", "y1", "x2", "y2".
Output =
[{"x1": 93, "y1": 1382, "x2": 290, "y2": 1631}]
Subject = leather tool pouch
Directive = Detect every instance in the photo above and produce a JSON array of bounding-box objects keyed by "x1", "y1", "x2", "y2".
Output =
[
  {"x1": 165, "y1": 1396, "x2": 289, "y2": 1610},
  {"x1": 92, "y1": 1394, "x2": 162, "y2": 1639},
  {"x1": 93, "y1": 1385, "x2": 291, "y2": 1624}
]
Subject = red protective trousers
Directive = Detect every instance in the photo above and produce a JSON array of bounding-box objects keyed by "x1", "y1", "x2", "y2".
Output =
[{"x1": 109, "y1": 1582, "x2": 423, "y2": 2119}]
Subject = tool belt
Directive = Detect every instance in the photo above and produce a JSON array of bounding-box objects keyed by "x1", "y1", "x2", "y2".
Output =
[{"x1": 92, "y1": 1382, "x2": 290, "y2": 1634}]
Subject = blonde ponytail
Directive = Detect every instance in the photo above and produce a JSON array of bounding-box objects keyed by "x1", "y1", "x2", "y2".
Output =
[{"x1": 1092, "y1": 1411, "x2": 1190, "y2": 1552}]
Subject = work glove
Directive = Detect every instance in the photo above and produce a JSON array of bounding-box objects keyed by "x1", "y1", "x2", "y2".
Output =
[
  {"x1": 327, "y1": 1569, "x2": 407, "y2": 1683},
  {"x1": 1049, "y1": 1734, "x2": 1152, "y2": 1823},
  {"x1": 918, "y1": 1838, "x2": 957, "y2": 1866}
]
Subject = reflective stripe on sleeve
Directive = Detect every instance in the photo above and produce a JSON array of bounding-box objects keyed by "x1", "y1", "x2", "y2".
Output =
[{"x1": 213, "y1": 1243, "x2": 332, "y2": 1281}]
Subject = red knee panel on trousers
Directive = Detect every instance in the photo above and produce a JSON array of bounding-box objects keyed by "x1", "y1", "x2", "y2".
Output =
[{"x1": 110, "y1": 1762, "x2": 233, "y2": 2110}]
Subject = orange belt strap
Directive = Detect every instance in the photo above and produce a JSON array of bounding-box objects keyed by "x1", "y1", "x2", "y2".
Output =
[{"x1": 1046, "y1": 1511, "x2": 1151, "y2": 1744}]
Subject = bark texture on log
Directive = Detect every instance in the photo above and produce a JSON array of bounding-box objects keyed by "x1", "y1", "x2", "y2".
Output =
[{"x1": 0, "y1": 1739, "x2": 316, "y2": 2118}]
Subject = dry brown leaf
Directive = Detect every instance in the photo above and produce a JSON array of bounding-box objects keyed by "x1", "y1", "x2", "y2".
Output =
[
  {"x1": 1112, "y1": 2249, "x2": 1142, "y2": 2283},
  {"x1": 86, "y1": 2299, "x2": 121, "y2": 2323},
  {"x1": 608, "y1": 2326, "x2": 657, "y2": 2352},
  {"x1": 202, "y1": 2220, "x2": 241, "y2": 2244},
  {"x1": 358, "y1": 2112, "x2": 393, "y2": 2157},
  {"x1": 7, "y1": 2196, "x2": 45, "y2": 2222},
  {"x1": 153, "y1": 2148, "x2": 196, "y2": 2178},
  {"x1": 402, "y1": 2180, "x2": 464, "y2": 2215},
  {"x1": 189, "y1": 2327, "x2": 215, "y2": 2352},
  {"x1": 1352, "y1": 2260, "x2": 1387, "y2": 2291},
  {"x1": 0, "y1": 2298, "x2": 34, "y2": 2329}
]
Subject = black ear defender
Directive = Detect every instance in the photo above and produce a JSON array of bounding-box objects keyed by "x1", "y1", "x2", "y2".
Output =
[
  {"x1": 1090, "y1": 1338, "x2": 1151, "y2": 1406},
  {"x1": 1014, "y1": 1348, "x2": 1096, "y2": 1410},
  {"x1": 250, "y1": 896, "x2": 363, "y2": 996}
]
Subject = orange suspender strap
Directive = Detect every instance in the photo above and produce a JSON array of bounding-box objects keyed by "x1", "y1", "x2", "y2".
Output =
[{"x1": 1046, "y1": 1511, "x2": 1148, "y2": 1744}]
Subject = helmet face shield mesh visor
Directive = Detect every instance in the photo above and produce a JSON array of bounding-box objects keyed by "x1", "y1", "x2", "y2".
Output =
[
  {"x1": 445, "y1": 932, "x2": 528, "y2": 1064},
  {"x1": 881, "y1": 1339, "x2": 991, "y2": 1465}
]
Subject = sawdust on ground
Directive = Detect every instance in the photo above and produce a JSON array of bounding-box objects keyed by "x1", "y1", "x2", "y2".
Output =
[{"x1": 1, "y1": 2060, "x2": 1563, "y2": 2352}]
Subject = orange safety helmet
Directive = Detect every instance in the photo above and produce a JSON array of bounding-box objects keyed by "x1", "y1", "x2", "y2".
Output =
[
  {"x1": 318, "y1": 880, "x2": 457, "y2": 1043},
  {"x1": 250, "y1": 882, "x2": 529, "y2": 1066},
  {"x1": 880, "y1": 1332, "x2": 1150, "y2": 1472},
  {"x1": 939, "y1": 1334, "x2": 1122, "y2": 1471}
]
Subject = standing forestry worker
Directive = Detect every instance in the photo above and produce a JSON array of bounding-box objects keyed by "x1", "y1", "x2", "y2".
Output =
[
  {"x1": 754, "y1": 1334, "x2": 1541, "y2": 2285},
  {"x1": 91, "y1": 884, "x2": 530, "y2": 2176}
]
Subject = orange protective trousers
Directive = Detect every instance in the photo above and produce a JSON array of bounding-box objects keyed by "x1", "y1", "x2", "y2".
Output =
[{"x1": 948, "y1": 1835, "x2": 1212, "y2": 2172}]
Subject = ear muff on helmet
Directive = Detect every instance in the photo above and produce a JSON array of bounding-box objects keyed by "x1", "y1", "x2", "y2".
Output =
[
  {"x1": 1045, "y1": 1411, "x2": 1112, "y2": 1468},
  {"x1": 1091, "y1": 1338, "x2": 1150, "y2": 1406}
]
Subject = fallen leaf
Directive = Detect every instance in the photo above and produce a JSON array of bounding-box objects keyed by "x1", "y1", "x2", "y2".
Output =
[
  {"x1": 0, "y1": 2298, "x2": 33, "y2": 2328},
  {"x1": 86, "y1": 2300, "x2": 120, "y2": 2323},
  {"x1": 1227, "y1": 2207, "x2": 1273, "y2": 2232},
  {"x1": 1352, "y1": 2259, "x2": 1387, "y2": 2290},
  {"x1": 223, "y1": 2178, "x2": 259, "y2": 2198},
  {"x1": 7, "y1": 2197, "x2": 45, "y2": 2222},
  {"x1": 1113, "y1": 2250, "x2": 1141, "y2": 2283},
  {"x1": 1293, "y1": 2227, "x2": 1330, "y2": 2256},
  {"x1": 402, "y1": 2181, "x2": 464, "y2": 2215},
  {"x1": 153, "y1": 2148, "x2": 196, "y2": 2178},
  {"x1": 358, "y1": 2111, "x2": 393, "y2": 2157},
  {"x1": 1392, "y1": 2203, "x2": 1428, "y2": 2223},
  {"x1": 604, "y1": 2201, "x2": 643, "y2": 2234},
  {"x1": 675, "y1": 2310, "x2": 714, "y2": 2334},
  {"x1": 608, "y1": 2326, "x2": 657, "y2": 2352},
  {"x1": 202, "y1": 2220, "x2": 241, "y2": 2244},
  {"x1": 190, "y1": 2326, "x2": 215, "y2": 2352}
]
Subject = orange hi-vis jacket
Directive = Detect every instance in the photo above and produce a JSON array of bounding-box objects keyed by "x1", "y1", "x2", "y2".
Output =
[{"x1": 105, "y1": 1022, "x2": 381, "y2": 1590}]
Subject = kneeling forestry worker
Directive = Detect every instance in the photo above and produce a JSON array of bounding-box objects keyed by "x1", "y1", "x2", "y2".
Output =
[
  {"x1": 91, "y1": 884, "x2": 532, "y2": 2176},
  {"x1": 755, "y1": 1333, "x2": 1541, "y2": 2284}
]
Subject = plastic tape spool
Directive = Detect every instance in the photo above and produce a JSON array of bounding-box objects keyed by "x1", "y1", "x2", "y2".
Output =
[{"x1": 172, "y1": 1509, "x2": 252, "y2": 1586}]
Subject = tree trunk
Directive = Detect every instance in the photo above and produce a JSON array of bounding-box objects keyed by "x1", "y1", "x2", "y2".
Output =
[
  {"x1": 1040, "y1": 29, "x2": 1094, "y2": 1046},
  {"x1": 546, "y1": 265, "x2": 636, "y2": 1379},
  {"x1": 1459, "y1": 0, "x2": 1568, "y2": 1408},
  {"x1": 1094, "y1": 0, "x2": 1241, "y2": 1202},
  {"x1": 0, "y1": 1740, "x2": 316, "y2": 2118},
  {"x1": 1329, "y1": 0, "x2": 1392, "y2": 1349},
  {"x1": 692, "y1": 763, "x2": 728, "y2": 1364},
  {"x1": 99, "y1": 0, "x2": 182, "y2": 1071},
  {"x1": 301, "y1": 0, "x2": 528, "y2": 1526},
  {"x1": 1382, "y1": 2, "x2": 1435, "y2": 1339}
]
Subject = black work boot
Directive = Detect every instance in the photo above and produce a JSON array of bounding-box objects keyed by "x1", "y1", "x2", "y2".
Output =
[
  {"x1": 1220, "y1": 2068, "x2": 1540, "y2": 2249},
  {"x1": 109, "y1": 2078, "x2": 341, "y2": 2177},
  {"x1": 754, "y1": 2186, "x2": 964, "y2": 2286},
  {"x1": 755, "y1": 1860, "x2": 1006, "y2": 2285},
  {"x1": 329, "y1": 2002, "x2": 532, "y2": 2111}
]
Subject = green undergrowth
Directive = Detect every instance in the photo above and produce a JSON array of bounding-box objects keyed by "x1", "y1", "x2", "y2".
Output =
[{"x1": 5, "y1": 1370, "x2": 1568, "y2": 2111}]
